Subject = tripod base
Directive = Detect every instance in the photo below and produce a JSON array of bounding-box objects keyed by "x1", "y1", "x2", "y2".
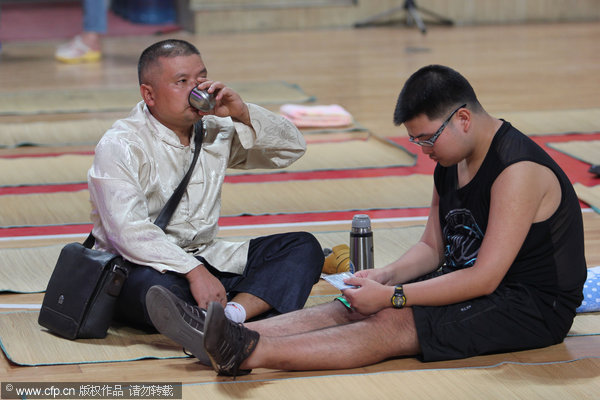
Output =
[{"x1": 354, "y1": 0, "x2": 453, "y2": 34}]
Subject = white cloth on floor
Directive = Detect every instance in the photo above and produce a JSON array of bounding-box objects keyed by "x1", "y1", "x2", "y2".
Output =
[{"x1": 280, "y1": 104, "x2": 353, "y2": 128}]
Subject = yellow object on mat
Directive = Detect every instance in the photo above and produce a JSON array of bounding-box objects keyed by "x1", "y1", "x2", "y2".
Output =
[{"x1": 322, "y1": 244, "x2": 351, "y2": 274}]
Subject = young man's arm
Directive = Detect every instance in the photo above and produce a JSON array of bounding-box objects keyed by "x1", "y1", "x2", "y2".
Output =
[
  {"x1": 344, "y1": 188, "x2": 444, "y2": 314},
  {"x1": 345, "y1": 161, "x2": 560, "y2": 314},
  {"x1": 354, "y1": 187, "x2": 445, "y2": 286},
  {"x1": 402, "y1": 161, "x2": 561, "y2": 306}
]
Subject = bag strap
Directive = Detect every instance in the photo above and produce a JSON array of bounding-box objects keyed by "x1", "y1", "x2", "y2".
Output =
[
  {"x1": 84, "y1": 121, "x2": 205, "y2": 249},
  {"x1": 154, "y1": 121, "x2": 204, "y2": 230}
]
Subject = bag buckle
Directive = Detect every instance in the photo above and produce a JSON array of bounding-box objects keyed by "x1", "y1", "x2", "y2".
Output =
[{"x1": 106, "y1": 261, "x2": 128, "y2": 297}]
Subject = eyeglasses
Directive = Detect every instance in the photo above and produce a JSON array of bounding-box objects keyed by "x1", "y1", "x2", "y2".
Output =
[{"x1": 409, "y1": 104, "x2": 467, "y2": 147}]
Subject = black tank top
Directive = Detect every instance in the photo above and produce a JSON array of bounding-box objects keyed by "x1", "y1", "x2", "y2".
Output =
[{"x1": 434, "y1": 121, "x2": 586, "y2": 315}]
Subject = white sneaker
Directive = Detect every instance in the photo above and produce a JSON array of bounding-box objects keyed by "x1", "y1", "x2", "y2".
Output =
[{"x1": 55, "y1": 35, "x2": 101, "y2": 64}]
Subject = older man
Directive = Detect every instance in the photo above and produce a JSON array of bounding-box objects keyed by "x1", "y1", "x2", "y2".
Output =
[{"x1": 88, "y1": 39, "x2": 323, "y2": 364}]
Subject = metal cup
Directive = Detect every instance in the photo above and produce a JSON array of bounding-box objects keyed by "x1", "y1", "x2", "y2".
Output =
[{"x1": 189, "y1": 87, "x2": 215, "y2": 112}]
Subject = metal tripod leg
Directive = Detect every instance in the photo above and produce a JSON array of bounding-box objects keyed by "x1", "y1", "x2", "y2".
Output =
[
  {"x1": 354, "y1": 0, "x2": 453, "y2": 34},
  {"x1": 405, "y1": 0, "x2": 427, "y2": 33}
]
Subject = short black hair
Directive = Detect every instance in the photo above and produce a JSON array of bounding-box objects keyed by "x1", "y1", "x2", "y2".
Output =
[
  {"x1": 137, "y1": 39, "x2": 201, "y2": 85},
  {"x1": 393, "y1": 65, "x2": 482, "y2": 125}
]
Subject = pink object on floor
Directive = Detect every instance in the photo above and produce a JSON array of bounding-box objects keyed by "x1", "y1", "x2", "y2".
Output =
[{"x1": 280, "y1": 104, "x2": 353, "y2": 128}]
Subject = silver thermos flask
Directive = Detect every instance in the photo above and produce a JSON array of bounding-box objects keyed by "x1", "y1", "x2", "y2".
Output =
[{"x1": 349, "y1": 214, "x2": 374, "y2": 271}]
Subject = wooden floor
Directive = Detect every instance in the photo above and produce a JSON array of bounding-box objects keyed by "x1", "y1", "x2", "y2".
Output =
[{"x1": 1, "y1": 21, "x2": 599, "y2": 399}]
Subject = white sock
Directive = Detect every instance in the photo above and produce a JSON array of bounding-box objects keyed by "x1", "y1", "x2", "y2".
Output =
[{"x1": 224, "y1": 302, "x2": 247, "y2": 323}]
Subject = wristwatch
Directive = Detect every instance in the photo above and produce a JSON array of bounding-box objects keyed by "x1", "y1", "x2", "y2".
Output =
[{"x1": 391, "y1": 285, "x2": 406, "y2": 309}]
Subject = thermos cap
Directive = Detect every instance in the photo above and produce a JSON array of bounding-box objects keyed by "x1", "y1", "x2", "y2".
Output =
[{"x1": 351, "y1": 214, "x2": 371, "y2": 229}]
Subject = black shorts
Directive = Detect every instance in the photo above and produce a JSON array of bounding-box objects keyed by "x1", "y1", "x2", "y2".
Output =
[{"x1": 413, "y1": 282, "x2": 566, "y2": 362}]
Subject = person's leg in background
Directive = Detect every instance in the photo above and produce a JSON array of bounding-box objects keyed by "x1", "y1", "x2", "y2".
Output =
[{"x1": 55, "y1": 0, "x2": 108, "y2": 63}]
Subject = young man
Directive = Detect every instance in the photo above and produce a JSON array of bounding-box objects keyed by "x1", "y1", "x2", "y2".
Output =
[
  {"x1": 87, "y1": 39, "x2": 323, "y2": 364},
  {"x1": 157, "y1": 64, "x2": 587, "y2": 376}
]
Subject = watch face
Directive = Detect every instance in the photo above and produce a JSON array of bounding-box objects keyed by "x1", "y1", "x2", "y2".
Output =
[
  {"x1": 392, "y1": 286, "x2": 405, "y2": 308},
  {"x1": 393, "y1": 295, "x2": 404, "y2": 308}
]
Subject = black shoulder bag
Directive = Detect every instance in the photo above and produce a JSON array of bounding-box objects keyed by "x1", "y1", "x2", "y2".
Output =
[{"x1": 38, "y1": 122, "x2": 204, "y2": 340}]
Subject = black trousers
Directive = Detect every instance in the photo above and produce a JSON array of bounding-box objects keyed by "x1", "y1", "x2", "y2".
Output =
[{"x1": 114, "y1": 231, "x2": 324, "y2": 331}]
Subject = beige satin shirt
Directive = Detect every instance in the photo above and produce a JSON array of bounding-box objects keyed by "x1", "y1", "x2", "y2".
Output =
[{"x1": 88, "y1": 101, "x2": 306, "y2": 275}]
